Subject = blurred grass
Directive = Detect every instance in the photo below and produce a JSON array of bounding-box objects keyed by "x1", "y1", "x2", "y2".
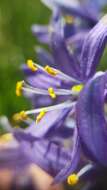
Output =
[{"x1": 0, "y1": 0, "x2": 50, "y2": 117}]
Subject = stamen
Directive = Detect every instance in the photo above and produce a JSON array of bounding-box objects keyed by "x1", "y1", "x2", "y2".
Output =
[
  {"x1": 27, "y1": 59, "x2": 38, "y2": 72},
  {"x1": 64, "y1": 15, "x2": 74, "y2": 24},
  {"x1": 23, "y1": 82, "x2": 73, "y2": 96},
  {"x1": 71, "y1": 84, "x2": 83, "y2": 94},
  {"x1": 13, "y1": 111, "x2": 28, "y2": 121},
  {"x1": 44, "y1": 65, "x2": 58, "y2": 76},
  {"x1": 67, "y1": 173, "x2": 79, "y2": 186},
  {"x1": 48, "y1": 87, "x2": 56, "y2": 99},
  {"x1": 67, "y1": 164, "x2": 93, "y2": 186},
  {"x1": 16, "y1": 81, "x2": 24, "y2": 96},
  {"x1": 36, "y1": 109, "x2": 47, "y2": 124},
  {"x1": 19, "y1": 111, "x2": 28, "y2": 120},
  {"x1": 25, "y1": 101, "x2": 76, "y2": 115},
  {"x1": 30, "y1": 62, "x2": 80, "y2": 83}
]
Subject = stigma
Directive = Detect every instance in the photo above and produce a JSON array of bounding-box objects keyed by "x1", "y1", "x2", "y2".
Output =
[
  {"x1": 36, "y1": 109, "x2": 47, "y2": 124},
  {"x1": 16, "y1": 81, "x2": 24, "y2": 96},
  {"x1": 48, "y1": 87, "x2": 56, "y2": 99},
  {"x1": 67, "y1": 173, "x2": 79, "y2": 186},
  {"x1": 27, "y1": 59, "x2": 38, "y2": 72}
]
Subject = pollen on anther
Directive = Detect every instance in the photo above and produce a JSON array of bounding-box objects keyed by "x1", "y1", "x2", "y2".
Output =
[
  {"x1": 27, "y1": 59, "x2": 38, "y2": 72},
  {"x1": 67, "y1": 174, "x2": 79, "y2": 186},
  {"x1": 48, "y1": 87, "x2": 56, "y2": 99},
  {"x1": 71, "y1": 84, "x2": 83, "y2": 93},
  {"x1": 16, "y1": 81, "x2": 24, "y2": 96},
  {"x1": 36, "y1": 109, "x2": 47, "y2": 124},
  {"x1": 19, "y1": 111, "x2": 28, "y2": 120},
  {"x1": 13, "y1": 111, "x2": 28, "y2": 121},
  {"x1": 44, "y1": 65, "x2": 58, "y2": 76}
]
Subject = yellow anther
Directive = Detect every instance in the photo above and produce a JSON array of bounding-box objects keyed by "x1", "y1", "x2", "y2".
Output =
[
  {"x1": 0, "y1": 133, "x2": 13, "y2": 143},
  {"x1": 13, "y1": 111, "x2": 28, "y2": 121},
  {"x1": 27, "y1": 59, "x2": 38, "y2": 72},
  {"x1": 19, "y1": 111, "x2": 28, "y2": 120},
  {"x1": 64, "y1": 15, "x2": 74, "y2": 24},
  {"x1": 13, "y1": 113, "x2": 21, "y2": 122},
  {"x1": 48, "y1": 87, "x2": 56, "y2": 99},
  {"x1": 44, "y1": 65, "x2": 58, "y2": 76},
  {"x1": 16, "y1": 81, "x2": 24, "y2": 96},
  {"x1": 67, "y1": 174, "x2": 79, "y2": 186},
  {"x1": 36, "y1": 109, "x2": 47, "y2": 124},
  {"x1": 71, "y1": 84, "x2": 83, "y2": 93}
]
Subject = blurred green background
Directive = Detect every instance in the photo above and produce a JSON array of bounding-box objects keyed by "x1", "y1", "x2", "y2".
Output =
[
  {"x1": 0, "y1": 0, "x2": 107, "y2": 118},
  {"x1": 0, "y1": 0, "x2": 50, "y2": 117}
]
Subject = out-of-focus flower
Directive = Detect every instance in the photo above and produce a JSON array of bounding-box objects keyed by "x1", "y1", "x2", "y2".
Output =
[
  {"x1": 32, "y1": 0, "x2": 107, "y2": 46},
  {"x1": 15, "y1": 14, "x2": 107, "y2": 186},
  {"x1": 0, "y1": 116, "x2": 71, "y2": 189}
]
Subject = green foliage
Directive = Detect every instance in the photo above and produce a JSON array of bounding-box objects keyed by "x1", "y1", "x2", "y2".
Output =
[{"x1": 0, "y1": 0, "x2": 50, "y2": 117}]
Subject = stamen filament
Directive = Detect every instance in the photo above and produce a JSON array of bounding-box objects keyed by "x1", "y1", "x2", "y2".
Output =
[
  {"x1": 22, "y1": 87, "x2": 48, "y2": 95},
  {"x1": 31, "y1": 62, "x2": 80, "y2": 83},
  {"x1": 25, "y1": 101, "x2": 76, "y2": 115},
  {"x1": 23, "y1": 82, "x2": 77, "y2": 96},
  {"x1": 77, "y1": 164, "x2": 93, "y2": 177}
]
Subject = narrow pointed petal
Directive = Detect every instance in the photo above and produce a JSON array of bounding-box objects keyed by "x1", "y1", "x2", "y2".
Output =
[
  {"x1": 26, "y1": 108, "x2": 71, "y2": 138},
  {"x1": 53, "y1": 127, "x2": 80, "y2": 183},
  {"x1": 51, "y1": 0, "x2": 98, "y2": 24},
  {"x1": 83, "y1": 0, "x2": 107, "y2": 11},
  {"x1": 31, "y1": 25, "x2": 49, "y2": 44},
  {"x1": 67, "y1": 31, "x2": 88, "y2": 56},
  {"x1": 77, "y1": 73, "x2": 107, "y2": 165},
  {"x1": 0, "y1": 143, "x2": 32, "y2": 170},
  {"x1": 13, "y1": 130, "x2": 72, "y2": 177},
  {"x1": 14, "y1": 126, "x2": 78, "y2": 179},
  {"x1": 51, "y1": 32, "x2": 81, "y2": 79},
  {"x1": 31, "y1": 139, "x2": 71, "y2": 176},
  {"x1": 80, "y1": 15, "x2": 107, "y2": 80}
]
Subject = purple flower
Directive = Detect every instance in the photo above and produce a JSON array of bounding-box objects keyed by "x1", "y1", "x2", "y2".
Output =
[
  {"x1": 32, "y1": 0, "x2": 100, "y2": 46},
  {"x1": 16, "y1": 15, "x2": 107, "y2": 185},
  {"x1": 77, "y1": 72, "x2": 107, "y2": 165},
  {"x1": 0, "y1": 116, "x2": 75, "y2": 181}
]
